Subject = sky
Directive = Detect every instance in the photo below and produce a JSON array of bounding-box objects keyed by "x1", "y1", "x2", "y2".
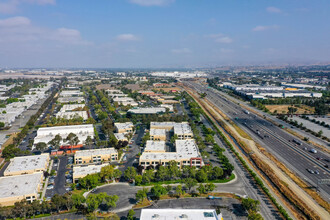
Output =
[{"x1": 0, "y1": 0, "x2": 329, "y2": 68}]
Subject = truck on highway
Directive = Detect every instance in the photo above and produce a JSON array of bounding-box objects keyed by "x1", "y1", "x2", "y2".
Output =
[
  {"x1": 292, "y1": 139, "x2": 302, "y2": 145},
  {"x1": 243, "y1": 110, "x2": 250, "y2": 114}
]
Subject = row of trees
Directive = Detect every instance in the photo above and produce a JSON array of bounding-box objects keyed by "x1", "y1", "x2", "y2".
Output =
[
  {"x1": 136, "y1": 182, "x2": 216, "y2": 202},
  {"x1": 0, "y1": 192, "x2": 118, "y2": 219},
  {"x1": 123, "y1": 162, "x2": 227, "y2": 186}
]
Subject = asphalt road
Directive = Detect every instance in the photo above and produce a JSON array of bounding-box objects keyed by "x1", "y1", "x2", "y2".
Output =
[
  {"x1": 185, "y1": 81, "x2": 330, "y2": 201},
  {"x1": 46, "y1": 156, "x2": 70, "y2": 198}
]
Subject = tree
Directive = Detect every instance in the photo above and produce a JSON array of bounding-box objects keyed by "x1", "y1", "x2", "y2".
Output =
[
  {"x1": 317, "y1": 130, "x2": 323, "y2": 137},
  {"x1": 136, "y1": 188, "x2": 148, "y2": 202},
  {"x1": 167, "y1": 160, "x2": 181, "y2": 178},
  {"x1": 85, "y1": 135, "x2": 93, "y2": 149},
  {"x1": 100, "y1": 165, "x2": 115, "y2": 182},
  {"x1": 35, "y1": 142, "x2": 47, "y2": 151},
  {"x1": 211, "y1": 167, "x2": 223, "y2": 180},
  {"x1": 0, "y1": 122, "x2": 5, "y2": 128},
  {"x1": 150, "y1": 185, "x2": 167, "y2": 200},
  {"x1": 135, "y1": 175, "x2": 142, "y2": 185},
  {"x1": 79, "y1": 174, "x2": 100, "y2": 190},
  {"x1": 124, "y1": 167, "x2": 137, "y2": 181},
  {"x1": 170, "y1": 134, "x2": 178, "y2": 144},
  {"x1": 113, "y1": 169, "x2": 122, "y2": 180},
  {"x1": 155, "y1": 166, "x2": 167, "y2": 181},
  {"x1": 72, "y1": 193, "x2": 86, "y2": 210},
  {"x1": 175, "y1": 185, "x2": 183, "y2": 197},
  {"x1": 205, "y1": 183, "x2": 215, "y2": 193},
  {"x1": 197, "y1": 184, "x2": 206, "y2": 195},
  {"x1": 51, "y1": 194, "x2": 65, "y2": 213},
  {"x1": 248, "y1": 211, "x2": 263, "y2": 220},
  {"x1": 184, "y1": 178, "x2": 198, "y2": 193},
  {"x1": 196, "y1": 170, "x2": 208, "y2": 182},
  {"x1": 127, "y1": 209, "x2": 136, "y2": 220},
  {"x1": 65, "y1": 133, "x2": 80, "y2": 151},
  {"x1": 86, "y1": 193, "x2": 101, "y2": 213},
  {"x1": 48, "y1": 134, "x2": 62, "y2": 149},
  {"x1": 242, "y1": 198, "x2": 260, "y2": 212}
]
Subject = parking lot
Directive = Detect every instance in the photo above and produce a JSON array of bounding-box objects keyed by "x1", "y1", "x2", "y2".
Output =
[{"x1": 45, "y1": 156, "x2": 73, "y2": 199}]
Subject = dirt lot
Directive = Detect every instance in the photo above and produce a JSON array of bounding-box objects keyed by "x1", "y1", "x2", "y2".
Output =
[{"x1": 266, "y1": 105, "x2": 315, "y2": 114}]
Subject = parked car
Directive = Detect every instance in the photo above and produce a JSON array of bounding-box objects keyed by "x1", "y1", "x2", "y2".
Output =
[
  {"x1": 307, "y1": 169, "x2": 314, "y2": 174},
  {"x1": 47, "y1": 184, "x2": 54, "y2": 190},
  {"x1": 315, "y1": 170, "x2": 320, "y2": 175}
]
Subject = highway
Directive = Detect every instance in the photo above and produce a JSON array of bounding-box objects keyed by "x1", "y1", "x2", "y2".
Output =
[{"x1": 184, "y1": 81, "x2": 330, "y2": 201}]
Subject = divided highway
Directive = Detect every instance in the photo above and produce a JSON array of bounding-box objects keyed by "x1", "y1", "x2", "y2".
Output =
[{"x1": 185, "y1": 81, "x2": 330, "y2": 201}]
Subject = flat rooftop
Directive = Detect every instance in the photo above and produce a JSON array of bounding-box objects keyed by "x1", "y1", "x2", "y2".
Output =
[
  {"x1": 0, "y1": 172, "x2": 43, "y2": 199},
  {"x1": 128, "y1": 107, "x2": 166, "y2": 114},
  {"x1": 140, "y1": 139, "x2": 200, "y2": 161},
  {"x1": 73, "y1": 164, "x2": 107, "y2": 177},
  {"x1": 145, "y1": 140, "x2": 166, "y2": 152},
  {"x1": 75, "y1": 148, "x2": 117, "y2": 158},
  {"x1": 5, "y1": 154, "x2": 49, "y2": 174},
  {"x1": 150, "y1": 129, "x2": 166, "y2": 136},
  {"x1": 140, "y1": 209, "x2": 220, "y2": 220},
  {"x1": 174, "y1": 123, "x2": 193, "y2": 135},
  {"x1": 114, "y1": 122, "x2": 134, "y2": 131},
  {"x1": 60, "y1": 104, "x2": 85, "y2": 112}
]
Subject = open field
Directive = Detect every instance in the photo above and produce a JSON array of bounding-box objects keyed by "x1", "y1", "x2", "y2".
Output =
[{"x1": 266, "y1": 104, "x2": 315, "y2": 114}]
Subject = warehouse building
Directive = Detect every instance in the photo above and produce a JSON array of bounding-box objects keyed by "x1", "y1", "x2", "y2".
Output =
[
  {"x1": 56, "y1": 111, "x2": 88, "y2": 121},
  {"x1": 139, "y1": 139, "x2": 203, "y2": 169},
  {"x1": 34, "y1": 124, "x2": 94, "y2": 147},
  {"x1": 58, "y1": 96, "x2": 85, "y2": 103},
  {"x1": 114, "y1": 122, "x2": 134, "y2": 133},
  {"x1": 4, "y1": 154, "x2": 50, "y2": 176},
  {"x1": 74, "y1": 148, "x2": 118, "y2": 164},
  {"x1": 0, "y1": 172, "x2": 43, "y2": 206},
  {"x1": 60, "y1": 104, "x2": 85, "y2": 112},
  {"x1": 59, "y1": 90, "x2": 83, "y2": 97}
]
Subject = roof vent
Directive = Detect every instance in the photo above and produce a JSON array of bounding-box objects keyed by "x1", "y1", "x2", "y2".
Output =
[
  {"x1": 180, "y1": 214, "x2": 188, "y2": 219},
  {"x1": 15, "y1": 185, "x2": 18, "y2": 188},
  {"x1": 152, "y1": 214, "x2": 160, "y2": 219}
]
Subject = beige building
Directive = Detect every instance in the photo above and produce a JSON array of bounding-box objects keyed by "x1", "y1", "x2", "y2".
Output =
[
  {"x1": 139, "y1": 139, "x2": 203, "y2": 169},
  {"x1": 4, "y1": 154, "x2": 50, "y2": 176},
  {"x1": 0, "y1": 172, "x2": 43, "y2": 206},
  {"x1": 74, "y1": 148, "x2": 118, "y2": 164},
  {"x1": 144, "y1": 140, "x2": 166, "y2": 153},
  {"x1": 114, "y1": 122, "x2": 134, "y2": 133},
  {"x1": 150, "y1": 129, "x2": 166, "y2": 141},
  {"x1": 150, "y1": 122, "x2": 193, "y2": 140},
  {"x1": 73, "y1": 164, "x2": 107, "y2": 183}
]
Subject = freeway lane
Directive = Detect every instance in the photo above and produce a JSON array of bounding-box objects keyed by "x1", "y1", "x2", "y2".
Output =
[{"x1": 185, "y1": 81, "x2": 330, "y2": 200}]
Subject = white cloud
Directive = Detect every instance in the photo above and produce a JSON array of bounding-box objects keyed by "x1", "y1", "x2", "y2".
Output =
[
  {"x1": 0, "y1": 16, "x2": 89, "y2": 45},
  {"x1": 0, "y1": 16, "x2": 30, "y2": 27},
  {"x1": 252, "y1": 25, "x2": 279, "y2": 31},
  {"x1": 129, "y1": 0, "x2": 175, "y2": 6},
  {"x1": 171, "y1": 48, "x2": 191, "y2": 54},
  {"x1": 0, "y1": 0, "x2": 55, "y2": 14},
  {"x1": 266, "y1": 6, "x2": 282, "y2": 14},
  {"x1": 207, "y1": 33, "x2": 233, "y2": 44},
  {"x1": 116, "y1": 34, "x2": 139, "y2": 41}
]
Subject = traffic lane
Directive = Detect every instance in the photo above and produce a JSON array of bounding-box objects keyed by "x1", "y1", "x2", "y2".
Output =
[{"x1": 209, "y1": 96, "x2": 330, "y2": 195}]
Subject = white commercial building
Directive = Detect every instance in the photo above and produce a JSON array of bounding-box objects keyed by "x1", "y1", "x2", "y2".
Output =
[
  {"x1": 128, "y1": 107, "x2": 166, "y2": 114},
  {"x1": 58, "y1": 96, "x2": 85, "y2": 103},
  {"x1": 113, "y1": 97, "x2": 138, "y2": 106},
  {"x1": 139, "y1": 139, "x2": 203, "y2": 168},
  {"x1": 4, "y1": 154, "x2": 50, "y2": 176},
  {"x1": 56, "y1": 111, "x2": 88, "y2": 120},
  {"x1": 114, "y1": 122, "x2": 134, "y2": 133},
  {"x1": 60, "y1": 90, "x2": 83, "y2": 97},
  {"x1": 60, "y1": 104, "x2": 85, "y2": 112},
  {"x1": 34, "y1": 124, "x2": 94, "y2": 147},
  {"x1": 140, "y1": 209, "x2": 222, "y2": 220},
  {"x1": 73, "y1": 164, "x2": 107, "y2": 182},
  {"x1": 0, "y1": 172, "x2": 43, "y2": 206},
  {"x1": 144, "y1": 140, "x2": 166, "y2": 152}
]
